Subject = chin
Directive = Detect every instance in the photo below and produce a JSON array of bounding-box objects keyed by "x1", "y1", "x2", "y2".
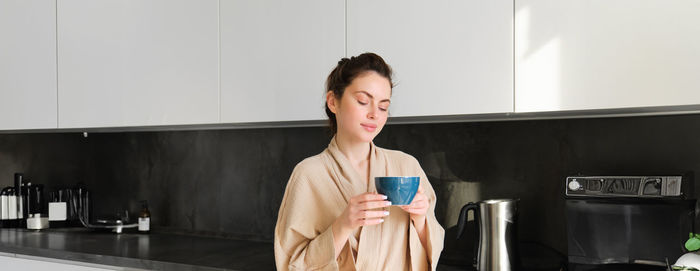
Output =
[
  {"x1": 353, "y1": 134, "x2": 373, "y2": 143},
  {"x1": 351, "y1": 131, "x2": 376, "y2": 143},
  {"x1": 362, "y1": 130, "x2": 381, "y2": 142}
]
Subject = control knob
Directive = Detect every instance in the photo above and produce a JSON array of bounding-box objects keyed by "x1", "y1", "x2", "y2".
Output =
[{"x1": 568, "y1": 179, "x2": 582, "y2": 191}]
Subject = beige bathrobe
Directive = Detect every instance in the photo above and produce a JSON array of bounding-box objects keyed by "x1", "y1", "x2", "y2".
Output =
[{"x1": 274, "y1": 137, "x2": 445, "y2": 271}]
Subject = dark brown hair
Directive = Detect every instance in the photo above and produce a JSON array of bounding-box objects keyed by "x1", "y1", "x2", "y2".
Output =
[{"x1": 325, "y1": 52, "x2": 393, "y2": 134}]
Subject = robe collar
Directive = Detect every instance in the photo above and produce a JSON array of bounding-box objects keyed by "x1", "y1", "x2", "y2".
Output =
[{"x1": 325, "y1": 135, "x2": 386, "y2": 201}]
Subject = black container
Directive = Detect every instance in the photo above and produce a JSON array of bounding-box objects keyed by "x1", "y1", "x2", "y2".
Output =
[{"x1": 27, "y1": 184, "x2": 45, "y2": 216}]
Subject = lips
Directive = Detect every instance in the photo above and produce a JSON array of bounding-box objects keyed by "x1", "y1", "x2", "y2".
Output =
[{"x1": 361, "y1": 123, "x2": 377, "y2": 132}]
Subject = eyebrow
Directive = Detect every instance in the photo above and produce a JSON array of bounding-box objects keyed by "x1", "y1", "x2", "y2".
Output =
[{"x1": 354, "y1": 90, "x2": 391, "y2": 103}]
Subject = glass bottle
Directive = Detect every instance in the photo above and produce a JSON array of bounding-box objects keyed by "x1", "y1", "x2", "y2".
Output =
[{"x1": 138, "y1": 200, "x2": 151, "y2": 233}]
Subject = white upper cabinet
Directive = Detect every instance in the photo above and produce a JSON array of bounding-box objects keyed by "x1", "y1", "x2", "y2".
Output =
[
  {"x1": 347, "y1": 0, "x2": 514, "y2": 117},
  {"x1": 220, "y1": 0, "x2": 345, "y2": 123},
  {"x1": 515, "y1": 0, "x2": 700, "y2": 112},
  {"x1": 57, "y1": 0, "x2": 219, "y2": 128},
  {"x1": 0, "y1": 0, "x2": 57, "y2": 130}
]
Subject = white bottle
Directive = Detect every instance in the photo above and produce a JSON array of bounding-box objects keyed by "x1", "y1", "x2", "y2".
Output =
[
  {"x1": 1, "y1": 191, "x2": 8, "y2": 220},
  {"x1": 138, "y1": 200, "x2": 150, "y2": 232},
  {"x1": 8, "y1": 194, "x2": 17, "y2": 220}
]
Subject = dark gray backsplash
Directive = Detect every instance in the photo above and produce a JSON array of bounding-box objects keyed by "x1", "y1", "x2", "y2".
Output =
[{"x1": 2, "y1": 114, "x2": 700, "y2": 264}]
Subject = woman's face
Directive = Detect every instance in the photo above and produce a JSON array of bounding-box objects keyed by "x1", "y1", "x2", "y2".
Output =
[{"x1": 328, "y1": 71, "x2": 392, "y2": 143}]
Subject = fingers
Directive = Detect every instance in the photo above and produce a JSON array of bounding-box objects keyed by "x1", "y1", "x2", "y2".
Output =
[
  {"x1": 350, "y1": 210, "x2": 389, "y2": 227},
  {"x1": 402, "y1": 204, "x2": 428, "y2": 212},
  {"x1": 362, "y1": 218, "x2": 385, "y2": 226},
  {"x1": 346, "y1": 193, "x2": 392, "y2": 228},
  {"x1": 407, "y1": 192, "x2": 428, "y2": 206},
  {"x1": 401, "y1": 207, "x2": 428, "y2": 216},
  {"x1": 357, "y1": 200, "x2": 392, "y2": 210},
  {"x1": 411, "y1": 199, "x2": 429, "y2": 208},
  {"x1": 400, "y1": 192, "x2": 430, "y2": 215},
  {"x1": 401, "y1": 200, "x2": 429, "y2": 211},
  {"x1": 350, "y1": 193, "x2": 391, "y2": 210},
  {"x1": 353, "y1": 193, "x2": 387, "y2": 203},
  {"x1": 360, "y1": 210, "x2": 390, "y2": 219}
]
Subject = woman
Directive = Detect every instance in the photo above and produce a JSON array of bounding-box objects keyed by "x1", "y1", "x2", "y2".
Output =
[{"x1": 274, "y1": 53, "x2": 444, "y2": 270}]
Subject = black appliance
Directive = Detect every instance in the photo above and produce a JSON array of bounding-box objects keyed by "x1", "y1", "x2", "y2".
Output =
[{"x1": 565, "y1": 175, "x2": 696, "y2": 271}]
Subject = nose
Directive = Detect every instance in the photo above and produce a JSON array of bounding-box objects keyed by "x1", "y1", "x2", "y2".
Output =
[{"x1": 367, "y1": 107, "x2": 376, "y2": 120}]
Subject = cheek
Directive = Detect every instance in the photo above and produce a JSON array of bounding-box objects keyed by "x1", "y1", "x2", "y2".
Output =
[
  {"x1": 338, "y1": 102, "x2": 364, "y2": 122},
  {"x1": 349, "y1": 104, "x2": 367, "y2": 119},
  {"x1": 378, "y1": 111, "x2": 389, "y2": 123}
]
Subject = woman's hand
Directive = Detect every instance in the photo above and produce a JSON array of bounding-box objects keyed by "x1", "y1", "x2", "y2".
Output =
[
  {"x1": 332, "y1": 192, "x2": 391, "y2": 259},
  {"x1": 336, "y1": 192, "x2": 391, "y2": 231},
  {"x1": 399, "y1": 186, "x2": 429, "y2": 222},
  {"x1": 400, "y1": 186, "x2": 431, "y2": 253}
]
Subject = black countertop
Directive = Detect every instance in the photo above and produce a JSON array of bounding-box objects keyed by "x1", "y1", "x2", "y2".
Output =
[
  {"x1": 0, "y1": 227, "x2": 473, "y2": 270},
  {"x1": 0, "y1": 228, "x2": 274, "y2": 270}
]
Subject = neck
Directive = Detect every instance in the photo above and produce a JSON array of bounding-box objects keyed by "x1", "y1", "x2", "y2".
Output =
[{"x1": 334, "y1": 132, "x2": 371, "y2": 165}]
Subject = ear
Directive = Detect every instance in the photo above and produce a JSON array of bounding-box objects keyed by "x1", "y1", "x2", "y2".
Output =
[{"x1": 326, "y1": 91, "x2": 338, "y2": 114}]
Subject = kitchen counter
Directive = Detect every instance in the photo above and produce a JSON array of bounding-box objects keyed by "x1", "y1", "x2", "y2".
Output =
[
  {"x1": 0, "y1": 227, "x2": 472, "y2": 270},
  {"x1": 0, "y1": 228, "x2": 274, "y2": 270}
]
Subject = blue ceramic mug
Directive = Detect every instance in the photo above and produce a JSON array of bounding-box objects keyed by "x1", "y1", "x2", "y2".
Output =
[{"x1": 374, "y1": 176, "x2": 420, "y2": 205}]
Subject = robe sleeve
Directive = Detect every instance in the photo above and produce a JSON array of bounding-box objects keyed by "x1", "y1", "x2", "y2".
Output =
[
  {"x1": 274, "y1": 165, "x2": 340, "y2": 271},
  {"x1": 408, "y1": 157, "x2": 445, "y2": 271}
]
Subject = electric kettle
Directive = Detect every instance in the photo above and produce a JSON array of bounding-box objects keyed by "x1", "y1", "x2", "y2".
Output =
[{"x1": 457, "y1": 199, "x2": 519, "y2": 271}]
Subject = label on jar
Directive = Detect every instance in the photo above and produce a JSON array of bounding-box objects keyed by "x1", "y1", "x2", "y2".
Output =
[{"x1": 138, "y1": 217, "x2": 150, "y2": 232}]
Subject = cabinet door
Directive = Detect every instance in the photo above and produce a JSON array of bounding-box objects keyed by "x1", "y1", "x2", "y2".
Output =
[
  {"x1": 0, "y1": 0, "x2": 57, "y2": 130},
  {"x1": 220, "y1": 0, "x2": 345, "y2": 123},
  {"x1": 58, "y1": 0, "x2": 219, "y2": 128},
  {"x1": 515, "y1": 0, "x2": 700, "y2": 112},
  {"x1": 347, "y1": 0, "x2": 514, "y2": 117}
]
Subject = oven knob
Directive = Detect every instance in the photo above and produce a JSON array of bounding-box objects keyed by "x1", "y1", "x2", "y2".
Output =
[{"x1": 568, "y1": 179, "x2": 582, "y2": 191}]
